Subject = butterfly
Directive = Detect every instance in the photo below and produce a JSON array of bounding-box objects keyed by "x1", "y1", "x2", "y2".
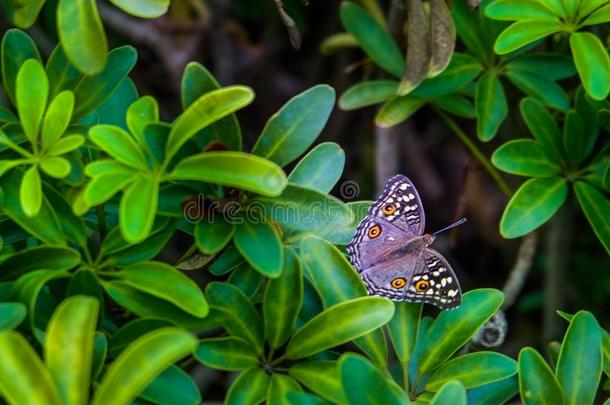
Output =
[{"x1": 347, "y1": 174, "x2": 465, "y2": 310}]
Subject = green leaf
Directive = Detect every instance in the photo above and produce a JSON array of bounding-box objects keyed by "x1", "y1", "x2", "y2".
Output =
[
  {"x1": 574, "y1": 182, "x2": 610, "y2": 255},
  {"x1": 518, "y1": 347, "x2": 564, "y2": 405},
  {"x1": 115, "y1": 261, "x2": 208, "y2": 318},
  {"x1": 0, "y1": 331, "x2": 61, "y2": 405},
  {"x1": 195, "y1": 218, "x2": 234, "y2": 255},
  {"x1": 494, "y1": 21, "x2": 562, "y2": 55},
  {"x1": 169, "y1": 151, "x2": 287, "y2": 197},
  {"x1": 20, "y1": 166, "x2": 42, "y2": 217},
  {"x1": 288, "y1": 142, "x2": 345, "y2": 193},
  {"x1": 340, "y1": 2, "x2": 404, "y2": 77},
  {"x1": 426, "y1": 352, "x2": 517, "y2": 391},
  {"x1": 267, "y1": 374, "x2": 303, "y2": 405},
  {"x1": 485, "y1": 0, "x2": 559, "y2": 20},
  {"x1": 475, "y1": 72, "x2": 507, "y2": 141},
  {"x1": 289, "y1": 361, "x2": 345, "y2": 403},
  {"x1": 0, "y1": 302, "x2": 26, "y2": 330},
  {"x1": 432, "y1": 95, "x2": 475, "y2": 118},
  {"x1": 72, "y1": 46, "x2": 137, "y2": 119},
  {"x1": 582, "y1": 3, "x2": 610, "y2": 25},
  {"x1": 47, "y1": 135, "x2": 85, "y2": 156},
  {"x1": 228, "y1": 262, "x2": 263, "y2": 298},
  {"x1": 208, "y1": 246, "x2": 244, "y2": 276},
  {"x1": 16, "y1": 59, "x2": 48, "y2": 143},
  {"x1": 320, "y1": 33, "x2": 360, "y2": 55},
  {"x1": 563, "y1": 110, "x2": 589, "y2": 166},
  {"x1": 466, "y1": 376, "x2": 519, "y2": 405},
  {"x1": 339, "y1": 353, "x2": 407, "y2": 405},
  {"x1": 0, "y1": 245, "x2": 80, "y2": 281},
  {"x1": 109, "y1": 0, "x2": 170, "y2": 18},
  {"x1": 234, "y1": 220, "x2": 283, "y2": 278},
  {"x1": 388, "y1": 303, "x2": 422, "y2": 364},
  {"x1": 339, "y1": 81, "x2": 398, "y2": 110},
  {"x1": 89, "y1": 125, "x2": 148, "y2": 170},
  {"x1": 520, "y1": 98, "x2": 563, "y2": 162},
  {"x1": 412, "y1": 53, "x2": 483, "y2": 98},
  {"x1": 579, "y1": 0, "x2": 609, "y2": 19},
  {"x1": 252, "y1": 85, "x2": 335, "y2": 167},
  {"x1": 40, "y1": 157, "x2": 72, "y2": 178},
  {"x1": 375, "y1": 96, "x2": 425, "y2": 128},
  {"x1": 299, "y1": 235, "x2": 388, "y2": 366},
  {"x1": 91, "y1": 327, "x2": 197, "y2": 405},
  {"x1": 108, "y1": 319, "x2": 173, "y2": 358},
  {"x1": 120, "y1": 175, "x2": 159, "y2": 243},
  {"x1": 57, "y1": 0, "x2": 108, "y2": 75},
  {"x1": 430, "y1": 381, "x2": 466, "y2": 405},
  {"x1": 1, "y1": 29, "x2": 41, "y2": 104},
  {"x1": 506, "y1": 54, "x2": 576, "y2": 81},
  {"x1": 126, "y1": 96, "x2": 159, "y2": 147},
  {"x1": 96, "y1": 78, "x2": 139, "y2": 130},
  {"x1": 0, "y1": 170, "x2": 65, "y2": 245},
  {"x1": 166, "y1": 86, "x2": 253, "y2": 160},
  {"x1": 206, "y1": 282, "x2": 264, "y2": 354},
  {"x1": 505, "y1": 69, "x2": 569, "y2": 112},
  {"x1": 416, "y1": 289, "x2": 504, "y2": 375},
  {"x1": 253, "y1": 185, "x2": 353, "y2": 243},
  {"x1": 492, "y1": 139, "x2": 559, "y2": 176},
  {"x1": 570, "y1": 32, "x2": 610, "y2": 101},
  {"x1": 180, "y1": 62, "x2": 242, "y2": 151},
  {"x1": 556, "y1": 311, "x2": 603, "y2": 405},
  {"x1": 195, "y1": 337, "x2": 259, "y2": 371},
  {"x1": 500, "y1": 177, "x2": 568, "y2": 238},
  {"x1": 6, "y1": 0, "x2": 45, "y2": 28},
  {"x1": 42, "y1": 91, "x2": 75, "y2": 150},
  {"x1": 140, "y1": 365, "x2": 201, "y2": 405},
  {"x1": 226, "y1": 368, "x2": 269, "y2": 405},
  {"x1": 264, "y1": 248, "x2": 303, "y2": 348},
  {"x1": 45, "y1": 296, "x2": 99, "y2": 405},
  {"x1": 45, "y1": 45, "x2": 81, "y2": 98},
  {"x1": 83, "y1": 172, "x2": 137, "y2": 207},
  {"x1": 285, "y1": 296, "x2": 394, "y2": 360}
]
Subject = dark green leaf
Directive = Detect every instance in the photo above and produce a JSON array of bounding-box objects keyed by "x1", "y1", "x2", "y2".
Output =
[
  {"x1": 412, "y1": 53, "x2": 483, "y2": 97},
  {"x1": 108, "y1": 319, "x2": 173, "y2": 358},
  {"x1": 208, "y1": 246, "x2": 244, "y2": 276},
  {"x1": 563, "y1": 110, "x2": 590, "y2": 166},
  {"x1": 388, "y1": 302, "x2": 422, "y2": 364},
  {"x1": 500, "y1": 177, "x2": 567, "y2": 238},
  {"x1": 416, "y1": 289, "x2": 504, "y2": 375},
  {"x1": 45, "y1": 45, "x2": 81, "y2": 98},
  {"x1": 520, "y1": 98, "x2": 563, "y2": 162},
  {"x1": 375, "y1": 96, "x2": 425, "y2": 128},
  {"x1": 466, "y1": 376, "x2": 519, "y2": 405},
  {"x1": 228, "y1": 263, "x2": 262, "y2": 298},
  {"x1": 340, "y1": 2, "x2": 404, "y2": 77},
  {"x1": 268, "y1": 374, "x2": 302, "y2": 405},
  {"x1": 505, "y1": 69, "x2": 569, "y2": 112},
  {"x1": 0, "y1": 245, "x2": 79, "y2": 281},
  {"x1": 1, "y1": 29, "x2": 41, "y2": 104},
  {"x1": 432, "y1": 95, "x2": 476, "y2": 118},
  {"x1": 140, "y1": 365, "x2": 201, "y2": 405},
  {"x1": 285, "y1": 297, "x2": 394, "y2": 360},
  {"x1": 234, "y1": 220, "x2": 283, "y2": 278},
  {"x1": 0, "y1": 302, "x2": 26, "y2": 330},
  {"x1": 505, "y1": 54, "x2": 575, "y2": 81},
  {"x1": 430, "y1": 380, "x2": 466, "y2": 405},
  {"x1": 492, "y1": 139, "x2": 559, "y2": 176},
  {"x1": 96, "y1": 78, "x2": 140, "y2": 131},
  {"x1": 339, "y1": 353, "x2": 407, "y2": 405},
  {"x1": 288, "y1": 142, "x2": 345, "y2": 193},
  {"x1": 72, "y1": 46, "x2": 137, "y2": 119},
  {"x1": 252, "y1": 85, "x2": 335, "y2": 167},
  {"x1": 556, "y1": 311, "x2": 603, "y2": 405},
  {"x1": 226, "y1": 368, "x2": 269, "y2": 405},
  {"x1": 195, "y1": 218, "x2": 235, "y2": 255},
  {"x1": 574, "y1": 182, "x2": 610, "y2": 255},
  {"x1": 264, "y1": 248, "x2": 303, "y2": 348},
  {"x1": 206, "y1": 282, "x2": 264, "y2": 354},
  {"x1": 289, "y1": 361, "x2": 345, "y2": 403},
  {"x1": 518, "y1": 347, "x2": 563, "y2": 405},
  {"x1": 494, "y1": 21, "x2": 561, "y2": 55},
  {"x1": 475, "y1": 72, "x2": 507, "y2": 141},
  {"x1": 339, "y1": 81, "x2": 398, "y2": 110},
  {"x1": 195, "y1": 337, "x2": 259, "y2": 371}
]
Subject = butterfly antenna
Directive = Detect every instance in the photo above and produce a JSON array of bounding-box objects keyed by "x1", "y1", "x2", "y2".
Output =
[{"x1": 432, "y1": 218, "x2": 467, "y2": 237}]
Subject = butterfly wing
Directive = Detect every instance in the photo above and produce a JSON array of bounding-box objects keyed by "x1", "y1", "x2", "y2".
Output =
[
  {"x1": 403, "y1": 248, "x2": 462, "y2": 309},
  {"x1": 347, "y1": 174, "x2": 425, "y2": 271}
]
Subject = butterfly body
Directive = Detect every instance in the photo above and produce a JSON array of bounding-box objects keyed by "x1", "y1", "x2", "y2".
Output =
[{"x1": 347, "y1": 175, "x2": 462, "y2": 310}]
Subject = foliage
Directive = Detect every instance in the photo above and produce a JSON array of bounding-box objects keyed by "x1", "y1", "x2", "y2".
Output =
[
  {"x1": 328, "y1": 0, "x2": 610, "y2": 253},
  {"x1": 0, "y1": 0, "x2": 609, "y2": 404}
]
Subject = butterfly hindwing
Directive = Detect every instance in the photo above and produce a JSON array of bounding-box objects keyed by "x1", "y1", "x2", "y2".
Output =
[{"x1": 404, "y1": 248, "x2": 461, "y2": 309}]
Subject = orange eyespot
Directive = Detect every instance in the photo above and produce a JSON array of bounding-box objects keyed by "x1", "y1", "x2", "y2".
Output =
[
  {"x1": 391, "y1": 277, "x2": 407, "y2": 289},
  {"x1": 368, "y1": 225, "x2": 381, "y2": 238},
  {"x1": 383, "y1": 204, "x2": 397, "y2": 215},
  {"x1": 415, "y1": 280, "x2": 430, "y2": 292}
]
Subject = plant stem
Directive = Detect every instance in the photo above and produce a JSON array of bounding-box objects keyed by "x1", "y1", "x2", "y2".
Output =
[
  {"x1": 435, "y1": 108, "x2": 513, "y2": 198},
  {"x1": 401, "y1": 362, "x2": 409, "y2": 392},
  {"x1": 269, "y1": 354, "x2": 286, "y2": 366}
]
